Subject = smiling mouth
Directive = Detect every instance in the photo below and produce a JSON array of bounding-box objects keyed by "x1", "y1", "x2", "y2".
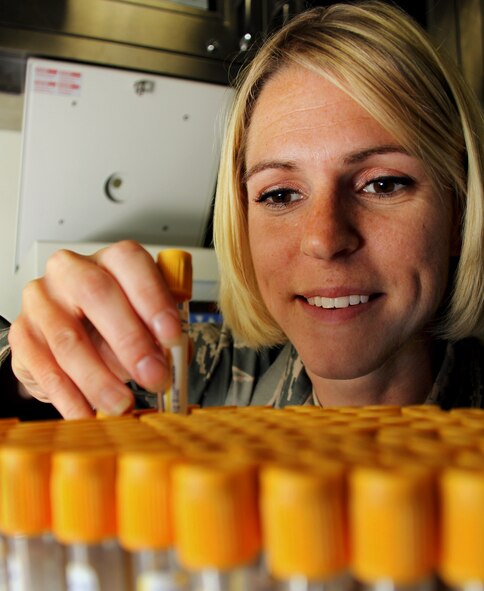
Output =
[{"x1": 305, "y1": 294, "x2": 372, "y2": 309}]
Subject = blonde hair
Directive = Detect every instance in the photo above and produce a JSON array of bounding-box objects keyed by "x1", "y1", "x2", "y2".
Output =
[{"x1": 213, "y1": 0, "x2": 484, "y2": 348}]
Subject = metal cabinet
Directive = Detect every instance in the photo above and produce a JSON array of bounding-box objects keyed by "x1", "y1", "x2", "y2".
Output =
[
  {"x1": 0, "y1": 0, "x2": 261, "y2": 85},
  {"x1": 0, "y1": 0, "x2": 430, "y2": 88}
]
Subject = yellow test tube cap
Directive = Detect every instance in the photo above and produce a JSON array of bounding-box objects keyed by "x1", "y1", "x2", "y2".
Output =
[
  {"x1": 0, "y1": 418, "x2": 19, "y2": 431},
  {"x1": 0, "y1": 444, "x2": 53, "y2": 535},
  {"x1": 172, "y1": 460, "x2": 261, "y2": 570},
  {"x1": 261, "y1": 461, "x2": 348, "y2": 581},
  {"x1": 51, "y1": 449, "x2": 117, "y2": 544},
  {"x1": 157, "y1": 249, "x2": 192, "y2": 301},
  {"x1": 350, "y1": 465, "x2": 437, "y2": 585},
  {"x1": 117, "y1": 450, "x2": 179, "y2": 550},
  {"x1": 440, "y1": 466, "x2": 484, "y2": 584}
]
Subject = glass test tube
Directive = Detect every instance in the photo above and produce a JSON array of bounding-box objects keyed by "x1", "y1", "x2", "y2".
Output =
[
  {"x1": 117, "y1": 448, "x2": 187, "y2": 590},
  {"x1": 0, "y1": 444, "x2": 65, "y2": 591},
  {"x1": 51, "y1": 448, "x2": 128, "y2": 591},
  {"x1": 157, "y1": 249, "x2": 192, "y2": 415},
  {"x1": 172, "y1": 459, "x2": 264, "y2": 591},
  {"x1": 440, "y1": 465, "x2": 484, "y2": 591},
  {"x1": 350, "y1": 464, "x2": 437, "y2": 591},
  {"x1": 260, "y1": 461, "x2": 350, "y2": 591}
]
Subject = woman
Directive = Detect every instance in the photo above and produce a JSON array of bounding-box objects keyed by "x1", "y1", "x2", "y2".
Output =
[{"x1": 2, "y1": 1, "x2": 483, "y2": 418}]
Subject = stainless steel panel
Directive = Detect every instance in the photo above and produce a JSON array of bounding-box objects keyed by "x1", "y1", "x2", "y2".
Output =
[
  {"x1": 0, "y1": 27, "x2": 232, "y2": 84},
  {"x1": 0, "y1": 0, "x2": 248, "y2": 84}
]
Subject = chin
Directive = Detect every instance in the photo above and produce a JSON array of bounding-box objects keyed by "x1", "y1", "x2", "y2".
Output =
[
  {"x1": 308, "y1": 364, "x2": 375, "y2": 381},
  {"x1": 298, "y1": 340, "x2": 402, "y2": 382}
]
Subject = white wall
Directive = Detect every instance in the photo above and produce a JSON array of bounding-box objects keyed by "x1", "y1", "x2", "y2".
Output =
[{"x1": 0, "y1": 128, "x2": 22, "y2": 322}]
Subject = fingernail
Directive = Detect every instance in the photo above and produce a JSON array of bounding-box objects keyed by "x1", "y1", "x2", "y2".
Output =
[
  {"x1": 136, "y1": 354, "x2": 168, "y2": 392},
  {"x1": 98, "y1": 389, "x2": 133, "y2": 417},
  {"x1": 152, "y1": 309, "x2": 182, "y2": 346}
]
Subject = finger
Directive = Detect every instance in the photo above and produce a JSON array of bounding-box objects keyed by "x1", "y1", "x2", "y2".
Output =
[
  {"x1": 93, "y1": 241, "x2": 182, "y2": 346},
  {"x1": 87, "y1": 322, "x2": 131, "y2": 382},
  {"x1": 9, "y1": 316, "x2": 96, "y2": 419},
  {"x1": 43, "y1": 247, "x2": 170, "y2": 392},
  {"x1": 20, "y1": 280, "x2": 134, "y2": 415}
]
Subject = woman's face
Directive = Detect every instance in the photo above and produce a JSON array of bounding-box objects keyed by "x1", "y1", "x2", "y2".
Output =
[{"x1": 245, "y1": 65, "x2": 456, "y2": 382}]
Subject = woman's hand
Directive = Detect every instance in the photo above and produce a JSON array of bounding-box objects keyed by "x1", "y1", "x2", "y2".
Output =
[{"x1": 8, "y1": 241, "x2": 181, "y2": 419}]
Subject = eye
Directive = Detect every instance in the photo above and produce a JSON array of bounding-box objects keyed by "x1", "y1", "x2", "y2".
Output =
[
  {"x1": 255, "y1": 188, "x2": 302, "y2": 208},
  {"x1": 361, "y1": 176, "x2": 414, "y2": 196}
]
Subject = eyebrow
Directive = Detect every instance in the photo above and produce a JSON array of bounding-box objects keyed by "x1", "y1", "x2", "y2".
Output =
[
  {"x1": 243, "y1": 144, "x2": 409, "y2": 184},
  {"x1": 242, "y1": 160, "x2": 297, "y2": 184},
  {"x1": 343, "y1": 144, "x2": 409, "y2": 164}
]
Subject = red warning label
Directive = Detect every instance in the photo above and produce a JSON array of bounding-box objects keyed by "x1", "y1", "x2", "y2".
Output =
[{"x1": 33, "y1": 66, "x2": 82, "y2": 96}]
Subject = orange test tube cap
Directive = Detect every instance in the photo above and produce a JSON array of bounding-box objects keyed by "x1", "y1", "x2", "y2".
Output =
[
  {"x1": 350, "y1": 465, "x2": 437, "y2": 585},
  {"x1": 51, "y1": 449, "x2": 117, "y2": 544},
  {"x1": 0, "y1": 444, "x2": 53, "y2": 535},
  {"x1": 157, "y1": 249, "x2": 192, "y2": 302},
  {"x1": 440, "y1": 466, "x2": 484, "y2": 585},
  {"x1": 172, "y1": 460, "x2": 261, "y2": 570},
  {"x1": 117, "y1": 449, "x2": 179, "y2": 551},
  {"x1": 261, "y1": 461, "x2": 348, "y2": 581}
]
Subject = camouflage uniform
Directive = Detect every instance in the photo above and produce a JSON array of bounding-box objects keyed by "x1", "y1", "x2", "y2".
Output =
[
  {"x1": 0, "y1": 317, "x2": 9, "y2": 368},
  {"x1": 1, "y1": 315, "x2": 483, "y2": 417},
  {"x1": 186, "y1": 323, "x2": 484, "y2": 410}
]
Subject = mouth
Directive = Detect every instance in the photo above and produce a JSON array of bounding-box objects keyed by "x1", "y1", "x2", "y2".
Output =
[{"x1": 304, "y1": 294, "x2": 376, "y2": 309}]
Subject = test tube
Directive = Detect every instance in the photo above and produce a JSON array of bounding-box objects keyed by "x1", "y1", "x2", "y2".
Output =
[
  {"x1": 350, "y1": 464, "x2": 437, "y2": 591},
  {"x1": 260, "y1": 461, "x2": 350, "y2": 591},
  {"x1": 51, "y1": 448, "x2": 128, "y2": 591},
  {"x1": 117, "y1": 448, "x2": 187, "y2": 590},
  {"x1": 171, "y1": 459, "x2": 264, "y2": 590},
  {"x1": 157, "y1": 249, "x2": 193, "y2": 414},
  {"x1": 0, "y1": 436, "x2": 16, "y2": 591},
  {"x1": 0, "y1": 443, "x2": 65, "y2": 591},
  {"x1": 440, "y1": 465, "x2": 484, "y2": 591}
]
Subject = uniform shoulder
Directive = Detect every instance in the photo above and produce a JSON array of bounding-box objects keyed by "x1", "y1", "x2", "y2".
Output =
[{"x1": 0, "y1": 316, "x2": 11, "y2": 367}]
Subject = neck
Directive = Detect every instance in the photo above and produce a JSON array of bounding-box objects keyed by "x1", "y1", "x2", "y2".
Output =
[{"x1": 308, "y1": 338, "x2": 439, "y2": 407}]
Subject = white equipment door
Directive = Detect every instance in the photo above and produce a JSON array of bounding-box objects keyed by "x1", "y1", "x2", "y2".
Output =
[{"x1": 15, "y1": 58, "x2": 233, "y2": 270}]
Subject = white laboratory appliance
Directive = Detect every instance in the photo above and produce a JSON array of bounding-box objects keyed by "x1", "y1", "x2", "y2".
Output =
[{"x1": 12, "y1": 57, "x2": 232, "y2": 313}]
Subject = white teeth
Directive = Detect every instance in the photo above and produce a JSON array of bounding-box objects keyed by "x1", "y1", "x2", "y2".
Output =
[
  {"x1": 334, "y1": 296, "x2": 349, "y2": 308},
  {"x1": 306, "y1": 295, "x2": 370, "y2": 309},
  {"x1": 349, "y1": 295, "x2": 360, "y2": 305}
]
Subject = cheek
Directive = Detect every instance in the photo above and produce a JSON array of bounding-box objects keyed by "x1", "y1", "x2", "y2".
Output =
[
  {"x1": 387, "y1": 215, "x2": 452, "y2": 304},
  {"x1": 248, "y1": 214, "x2": 266, "y2": 290},
  {"x1": 414, "y1": 215, "x2": 452, "y2": 271},
  {"x1": 248, "y1": 213, "x2": 293, "y2": 296},
  {"x1": 421, "y1": 226, "x2": 452, "y2": 302}
]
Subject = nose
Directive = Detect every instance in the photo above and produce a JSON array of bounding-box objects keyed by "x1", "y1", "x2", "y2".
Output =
[{"x1": 300, "y1": 194, "x2": 362, "y2": 260}]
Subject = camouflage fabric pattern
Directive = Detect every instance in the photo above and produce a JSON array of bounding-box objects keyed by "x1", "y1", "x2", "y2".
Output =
[
  {"x1": 187, "y1": 323, "x2": 313, "y2": 408},
  {"x1": 136, "y1": 322, "x2": 484, "y2": 410},
  {"x1": 0, "y1": 317, "x2": 10, "y2": 368},
  {"x1": 132, "y1": 322, "x2": 312, "y2": 409},
  {"x1": 1, "y1": 315, "x2": 483, "y2": 411}
]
